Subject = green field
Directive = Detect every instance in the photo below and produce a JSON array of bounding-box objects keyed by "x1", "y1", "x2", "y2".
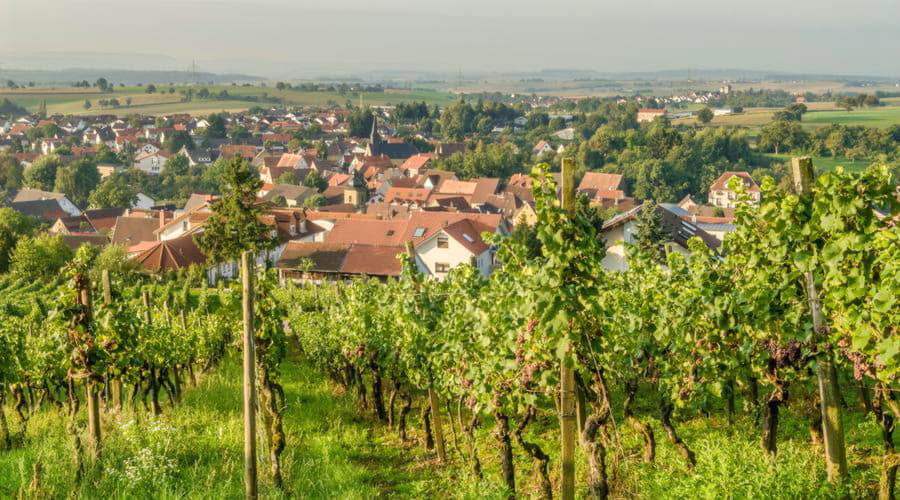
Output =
[
  {"x1": 801, "y1": 106, "x2": 900, "y2": 128},
  {"x1": 0, "y1": 85, "x2": 455, "y2": 117}
]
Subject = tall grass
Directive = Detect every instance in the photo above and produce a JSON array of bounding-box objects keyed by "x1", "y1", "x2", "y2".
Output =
[{"x1": 0, "y1": 359, "x2": 889, "y2": 498}]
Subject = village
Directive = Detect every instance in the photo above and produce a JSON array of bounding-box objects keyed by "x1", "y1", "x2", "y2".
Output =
[{"x1": 0, "y1": 100, "x2": 763, "y2": 284}]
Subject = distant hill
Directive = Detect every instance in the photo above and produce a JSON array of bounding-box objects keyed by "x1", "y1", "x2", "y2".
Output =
[{"x1": 0, "y1": 68, "x2": 264, "y2": 86}]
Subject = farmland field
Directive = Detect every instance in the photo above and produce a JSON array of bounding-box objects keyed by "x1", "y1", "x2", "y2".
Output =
[{"x1": 0, "y1": 85, "x2": 455, "y2": 117}]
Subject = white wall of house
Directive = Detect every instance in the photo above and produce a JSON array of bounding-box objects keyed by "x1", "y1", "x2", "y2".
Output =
[
  {"x1": 134, "y1": 154, "x2": 166, "y2": 175},
  {"x1": 415, "y1": 229, "x2": 493, "y2": 279},
  {"x1": 134, "y1": 193, "x2": 156, "y2": 210},
  {"x1": 601, "y1": 224, "x2": 630, "y2": 272}
]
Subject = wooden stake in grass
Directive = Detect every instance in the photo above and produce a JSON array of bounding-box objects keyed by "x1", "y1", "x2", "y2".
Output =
[
  {"x1": 559, "y1": 157, "x2": 576, "y2": 500},
  {"x1": 242, "y1": 251, "x2": 258, "y2": 499},
  {"x1": 101, "y1": 269, "x2": 122, "y2": 411},
  {"x1": 76, "y1": 274, "x2": 101, "y2": 462},
  {"x1": 404, "y1": 241, "x2": 447, "y2": 464},
  {"x1": 791, "y1": 156, "x2": 849, "y2": 483}
]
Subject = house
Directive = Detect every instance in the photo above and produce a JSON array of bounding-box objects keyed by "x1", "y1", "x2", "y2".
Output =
[
  {"x1": 303, "y1": 212, "x2": 507, "y2": 279},
  {"x1": 134, "y1": 193, "x2": 156, "y2": 210},
  {"x1": 708, "y1": 171, "x2": 761, "y2": 208},
  {"x1": 433, "y1": 142, "x2": 466, "y2": 158},
  {"x1": 60, "y1": 233, "x2": 109, "y2": 251},
  {"x1": 133, "y1": 150, "x2": 171, "y2": 175},
  {"x1": 12, "y1": 189, "x2": 82, "y2": 216},
  {"x1": 398, "y1": 154, "x2": 433, "y2": 177},
  {"x1": 532, "y1": 140, "x2": 553, "y2": 157},
  {"x1": 110, "y1": 214, "x2": 167, "y2": 248},
  {"x1": 433, "y1": 178, "x2": 500, "y2": 208},
  {"x1": 365, "y1": 116, "x2": 419, "y2": 161},
  {"x1": 637, "y1": 108, "x2": 666, "y2": 123},
  {"x1": 576, "y1": 172, "x2": 634, "y2": 208},
  {"x1": 259, "y1": 183, "x2": 317, "y2": 207},
  {"x1": 552, "y1": 128, "x2": 575, "y2": 141},
  {"x1": 97, "y1": 164, "x2": 125, "y2": 178},
  {"x1": 276, "y1": 242, "x2": 404, "y2": 282},
  {"x1": 599, "y1": 203, "x2": 720, "y2": 271},
  {"x1": 132, "y1": 234, "x2": 207, "y2": 274},
  {"x1": 178, "y1": 146, "x2": 215, "y2": 166},
  {"x1": 219, "y1": 144, "x2": 258, "y2": 161}
]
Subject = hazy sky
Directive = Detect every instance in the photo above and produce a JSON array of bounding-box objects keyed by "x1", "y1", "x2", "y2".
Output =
[{"x1": 2, "y1": 0, "x2": 899, "y2": 78}]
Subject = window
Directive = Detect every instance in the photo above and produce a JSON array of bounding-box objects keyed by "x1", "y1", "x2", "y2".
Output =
[
  {"x1": 437, "y1": 235, "x2": 449, "y2": 248},
  {"x1": 290, "y1": 224, "x2": 296, "y2": 236},
  {"x1": 413, "y1": 227, "x2": 426, "y2": 237},
  {"x1": 435, "y1": 262, "x2": 450, "y2": 273}
]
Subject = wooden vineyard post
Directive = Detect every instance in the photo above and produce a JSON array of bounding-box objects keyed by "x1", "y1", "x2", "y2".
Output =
[
  {"x1": 80, "y1": 278, "x2": 101, "y2": 461},
  {"x1": 404, "y1": 242, "x2": 447, "y2": 464},
  {"x1": 559, "y1": 158, "x2": 576, "y2": 500},
  {"x1": 429, "y1": 388, "x2": 447, "y2": 463},
  {"x1": 142, "y1": 288, "x2": 152, "y2": 324},
  {"x1": 101, "y1": 269, "x2": 122, "y2": 411},
  {"x1": 242, "y1": 251, "x2": 258, "y2": 499},
  {"x1": 791, "y1": 157, "x2": 849, "y2": 482}
]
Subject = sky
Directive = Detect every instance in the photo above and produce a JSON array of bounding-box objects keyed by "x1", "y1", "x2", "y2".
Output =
[{"x1": 2, "y1": 0, "x2": 899, "y2": 79}]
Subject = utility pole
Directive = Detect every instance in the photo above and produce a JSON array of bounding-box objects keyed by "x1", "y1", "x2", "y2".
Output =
[
  {"x1": 791, "y1": 157, "x2": 848, "y2": 483},
  {"x1": 241, "y1": 251, "x2": 258, "y2": 499},
  {"x1": 559, "y1": 158, "x2": 576, "y2": 500}
]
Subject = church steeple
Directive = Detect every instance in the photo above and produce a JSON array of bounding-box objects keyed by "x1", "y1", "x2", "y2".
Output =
[{"x1": 369, "y1": 112, "x2": 379, "y2": 145}]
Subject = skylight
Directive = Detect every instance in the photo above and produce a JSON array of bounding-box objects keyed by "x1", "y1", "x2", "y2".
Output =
[
  {"x1": 462, "y1": 233, "x2": 474, "y2": 243},
  {"x1": 413, "y1": 227, "x2": 426, "y2": 237}
]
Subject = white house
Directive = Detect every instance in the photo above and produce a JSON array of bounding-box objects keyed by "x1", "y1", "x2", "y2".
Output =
[
  {"x1": 708, "y1": 171, "x2": 761, "y2": 209},
  {"x1": 133, "y1": 151, "x2": 171, "y2": 175},
  {"x1": 134, "y1": 193, "x2": 156, "y2": 210},
  {"x1": 12, "y1": 189, "x2": 82, "y2": 216},
  {"x1": 599, "y1": 204, "x2": 721, "y2": 271}
]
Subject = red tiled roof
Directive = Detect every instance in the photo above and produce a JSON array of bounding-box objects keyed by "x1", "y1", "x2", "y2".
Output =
[
  {"x1": 399, "y1": 154, "x2": 432, "y2": 171},
  {"x1": 710, "y1": 171, "x2": 760, "y2": 193},
  {"x1": 133, "y1": 235, "x2": 207, "y2": 272}
]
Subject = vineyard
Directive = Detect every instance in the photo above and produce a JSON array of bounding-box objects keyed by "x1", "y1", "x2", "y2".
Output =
[{"x1": 0, "y1": 160, "x2": 897, "y2": 498}]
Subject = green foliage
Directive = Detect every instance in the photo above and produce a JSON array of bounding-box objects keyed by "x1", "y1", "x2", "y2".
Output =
[
  {"x1": 633, "y1": 200, "x2": 667, "y2": 261},
  {"x1": 195, "y1": 157, "x2": 275, "y2": 263},
  {"x1": 89, "y1": 171, "x2": 138, "y2": 208},
  {"x1": 302, "y1": 170, "x2": 327, "y2": 191},
  {"x1": 696, "y1": 107, "x2": 714, "y2": 124},
  {"x1": 0, "y1": 208, "x2": 37, "y2": 272},
  {"x1": 303, "y1": 193, "x2": 326, "y2": 208},
  {"x1": 53, "y1": 158, "x2": 101, "y2": 208},
  {"x1": 432, "y1": 142, "x2": 523, "y2": 179},
  {"x1": 10, "y1": 233, "x2": 73, "y2": 280},
  {"x1": 23, "y1": 154, "x2": 61, "y2": 191}
]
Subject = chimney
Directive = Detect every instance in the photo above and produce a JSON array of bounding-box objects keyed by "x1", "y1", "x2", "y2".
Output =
[{"x1": 159, "y1": 210, "x2": 166, "y2": 230}]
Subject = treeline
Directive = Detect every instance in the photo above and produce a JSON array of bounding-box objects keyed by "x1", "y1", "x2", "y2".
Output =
[{"x1": 758, "y1": 121, "x2": 900, "y2": 160}]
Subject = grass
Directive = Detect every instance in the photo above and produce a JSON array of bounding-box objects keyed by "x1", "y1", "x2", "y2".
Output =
[
  {"x1": 673, "y1": 101, "x2": 900, "y2": 129},
  {"x1": 0, "y1": 358, "x2": 452, "y2": 499},
  {"x1": 801, "y1": 106, "x2": 900, "y2": 128},
  {"x1": 0, "y1": 85, "x2": 455, "y2": 117},
  {"x1": 0, "y1": 358, "x2": 891, "y2": 498}
]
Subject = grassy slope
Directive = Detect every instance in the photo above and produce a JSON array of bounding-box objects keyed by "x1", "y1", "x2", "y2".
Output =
[
  {"x1": 0, "y1": 85, "x2": 455, "y2": 117},
  {"x1": 0, "y1": 359, "x2": 453, "y2": 499},
  {"x1": 1, "y1": 355, "x2": 891, "y2": 498}
]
